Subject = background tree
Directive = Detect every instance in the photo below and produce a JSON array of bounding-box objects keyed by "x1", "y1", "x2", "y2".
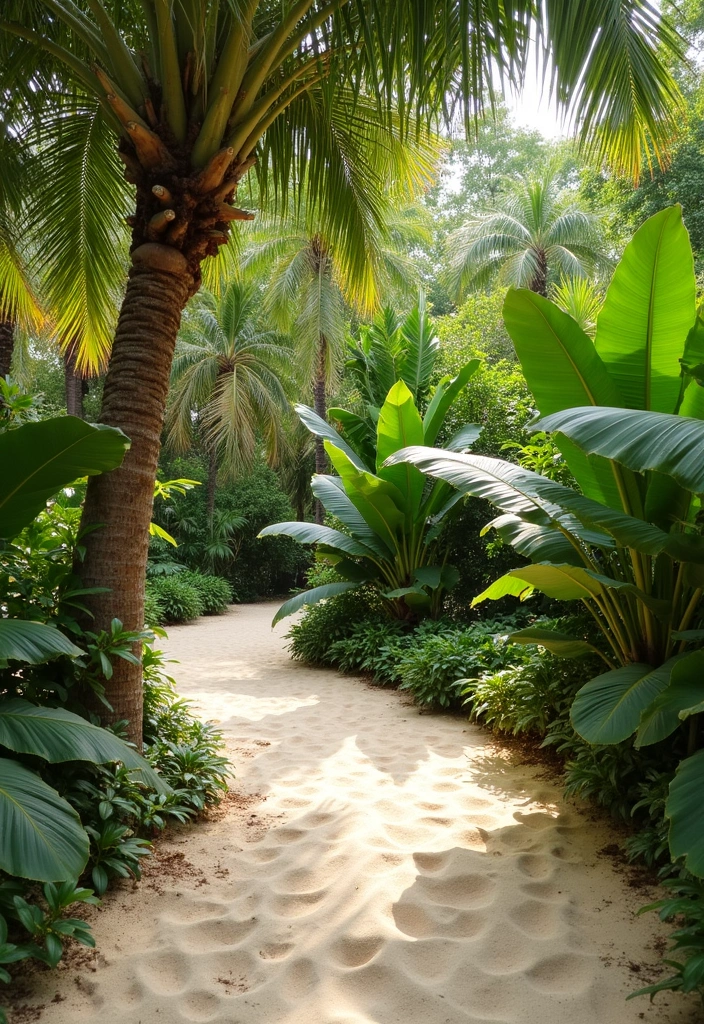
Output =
[
  {"x1": 0, "y1": 0, "x2": 684, "y2": 737},
  {"x1": 166, "y1": 280, "x2": 291, "y2": 519},
  {"x1": 446, "y1": 169, "x2": 610, "y2": 299}
]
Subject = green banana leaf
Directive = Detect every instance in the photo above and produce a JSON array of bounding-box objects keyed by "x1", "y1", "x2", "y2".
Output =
[
  {"x1": 536, "y1": 406, "x2": 704, "y2": 496},
  {"x1": 397, "y1": 292, "x2": 439, "y2": 395},
  {"x1": 0, "y1": 757, "x2": 90, "y2": 882},
  {"x1": 482, "y1": 513, "x2": 583, "y2": 566},
  {"x1": 422, "y1": 359, "x2": 481, "y2": 445},
  {"x1": 258, "y1": 521, "x2": 378, "y2": 558},
  {"x1": 327, "y1": 408, "x2": 376, "y2": 467},
  {"x1": 502, "y1": 287, "x2": 625, "y2": 508},
  {"x1": 0, "y1": 700, "x2": 170, "y2": 793},
  {"x1": 295, "y1": 403, "x2": 370, "y2": 472},
  {"x1": 0, "y1": 620, "x2": 84, "y2": 664},
  {"x1": 0, "y1": 417, "x2": 129, "y2": 540},
  {"x1": 446, "y1": 424, "x2": 482, "y2": 452},
  {"x1": 509, "y1": 628, "x2": 597, "y2": 658},
  {"x1": 310, "y1": 476, "x2": 390, "y2": 555},
  {"x1": 271, "y1": 581, "x2": 360, "y2": 626},
  {"x1": 594, "y1": 205, "x2": 695, "y2": 414},
  {"x1": 326, "y1": 443, "x2": 404, "y2": 553},
  {"x1": 666, "y1": 749, "x2": 704, "y2": 877},
  {"x1": 635, "y1": 652, "x2": 704, "y2": 747},
  {"x1": 571, "y1": 659, "x2": 681, "y2": 744},
  {"x1": 375, "y1": 381, "x2": 426, "y2": 518}
]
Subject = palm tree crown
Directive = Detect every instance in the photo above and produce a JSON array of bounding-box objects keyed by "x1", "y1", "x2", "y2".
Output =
[
  {"x1": 446, "y1": 170, "x2": 610, "y2": 299},
  {"x1": 167, "y1": 280, "x2": 291, "y2": 485}
]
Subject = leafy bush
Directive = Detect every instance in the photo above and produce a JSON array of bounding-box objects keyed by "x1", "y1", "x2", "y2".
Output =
[
  {"x1": 178, "y1": 571, "x2": 233, "y2": 614},
  {"x1": 327, "y1": 620, "x2": 413, "y2": 680},
  {"x1": 286, "y1": 582, "x2": 383, "y2": 665},
  {"x1": 629, "y1": 878, "x2": 704, "y2": 1006},
  {"x1": 146, "y1": 576, "x2": 204, "y2": 623},
  {"x1": 143, "y1": 588, "x2": 165, "y2": 628}
]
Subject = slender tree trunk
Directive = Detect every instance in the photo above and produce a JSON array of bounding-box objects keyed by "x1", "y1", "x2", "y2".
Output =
[
  {"x1": 0, "y1": 317, "x2": 15, "y2": 379},
  {"x1": 207, "y1": 446, "x2": 218, "y2": 521},
  {"x1": 64, "y1": 340, "x2": 85, "y2": 419},
  {"x1": 313, "y1": 334, "x2": 328, "y2": 525},
  {"x1": 529, "y1": 248, "x2": 549, "y2": 297},
  {"x1": 77, "y1": 244, "x2": 193, "y2": 743}
]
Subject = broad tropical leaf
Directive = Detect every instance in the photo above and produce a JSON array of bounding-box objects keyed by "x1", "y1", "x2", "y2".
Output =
[
  {"x1": 376, "y1": 381, "x2": 425, "y2": 516},
  {"x1": 595, "y1": 207, "x2": 694, "y2": 414},
  {"x1": 0, "y1": 417, "x2": 129, "y2": 539},
  {"x1": 397, "y1": 291, "x2": 439, "y2": 395},
  {"x1": 310, "y1": 475, "x2": 389, "y2": 554},
  {"x1": 423, "y1": 359, "x2": 481, "y2": 446},
  {"x1": 473, "y1": 563, "x2": 607, "y2": 606},
  {"x1": 0, "y1": 700, "x2": 169, "y2": 793},
  {"x1": 296, "y1": 403, "x2": 370, "y2": 472},
  {"x1": 509, "y1": 628, "x2": 596, "y2": 659},
  {"x1": 446, "y1": 424, "x2": 482, "y2": 452},
  {"x1": 536, "y1": 406, "x2": 704, "y2": 496},
  {"x1": 271, "y1": 581, "x2": 360, "y2": 626},
  {"x1": 258, "y1": 521, "x2": 378, "y2": 558},
  {"x1": 0, "y1": 621, "x2": 83, "y2": 664},
  {"x1": 502, "y1": 287, "x2": 624, "y2": 508},
  {"x1": 635, "y1": 651, "x2": 704, "y2": 747},
  {"x1": 326, "y1": 443, "x2": 404, "y2": 552},
  {"x1": 0, "y1": 758, "x2": 89, "y2": 882},
  {"x1": 482, "y1": 513, "x2": 582, "y2": 566},
  {"x1": 571, "y1": 659, "x2": 681, "y2": 744},
  {"x1": 666, "y1": 749, "x2": 704, "y2": 877}
]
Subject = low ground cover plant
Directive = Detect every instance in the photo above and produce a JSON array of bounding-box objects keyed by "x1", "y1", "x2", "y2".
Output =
[{"x1": 145, "y1": 570, "x2": 233, "y2": 625}]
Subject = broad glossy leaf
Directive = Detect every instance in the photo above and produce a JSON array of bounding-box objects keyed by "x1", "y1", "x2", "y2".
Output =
[
  {"x1": 258, "y1": 521, "x2": 376, "y2": 558},
  {"x1": 375, "y1": 381, "x2": 425, "y2": 518},
  {"x1": 482, "y1": 513, "x2": 582, "y2": 566},
  {"x1": 595, "y1": 206, "x2": 695, "y2": 414},
  {"x1": 310, "y1": 476, "x2": 389, "y2": 555},
  {"x1": 423, "y1": 359, "x2": 481, "y2": 445},
  {"x1": 0, "y1": 620, "x2": 83, "y2": 664},
  {"x1": 397, "y1": 293, "x2": 439, "y2": 395},
  {"x1": 327, "y1": 408, "x2": 376, "y2": 467},
  {"x1": 295, "y1": 404, "x2": 369, "y2": 472},
  {"x1": 536, "y1": 406, "x2": 704, "y2": 496},
  {"x1": 446, "y1": 424, "x2": 482, "y2": 452},
  {"x1": 472, "y1": 563, "x2": 604, "y2": 607},
  {"x1": 671, "y1": 629, "x2": 704, "y2": 642},
  {"x1": 509, "y1": 628, "x2": 595, "y2": 658},
  {"x1": 635, "y1": 652, "x2": 704, "y2": 746},
  {"x1": 472, "y1": 573, "x2": 535, "y2": 605},
  {"x1": 571, "y1": 659, "x2": 679, "y2": 744},
  {"x1": 666, "y1": 749, "x2": 704, "y2": 877},
  {"x1": 0, "y1": 417, "x2": 129, "y2": 539},
  {"x1": 0, "y1": 758, "x2": 89, "y2": 882},
  {"x1": 0, "y1": 700, "x2": 170, "y2": 793},
  {"x1": 503, "y1": 287, "x2": 624, "y2": 507},
  {"x1": 271, "y1": 581, "x2": 359, "y2": 626},
  {"x1": 326, "y1": 444, "x2": 404, "y2": 552}
]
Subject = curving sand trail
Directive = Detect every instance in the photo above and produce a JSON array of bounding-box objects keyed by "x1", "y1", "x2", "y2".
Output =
[{"x1": 16, "y1": 603, "x2": 701, "y2": 1024}]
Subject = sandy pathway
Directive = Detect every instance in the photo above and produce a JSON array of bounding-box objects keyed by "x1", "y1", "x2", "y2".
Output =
[{"x1": 17, "y1": 604, "x2": 701, "y2": 1024}]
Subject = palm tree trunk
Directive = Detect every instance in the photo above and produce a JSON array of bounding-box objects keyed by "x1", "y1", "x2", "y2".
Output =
[
  {"x1": 0, "y1": 317, "x2": 15, "y2": 378},
  {"x1": 64, "y1": 339, "x2": 85, "y2": 418},
  {"x1": 207, "y1": 447, "x2": 218, "y2": 521},
  {"x1": 77, "y1": 243, "x2": 194, "y2": 744},
  {"x1": 530, "y1": 248, "x2": 549, "y2": 297},
  {"x1": 313, "y1": 334, "x2": 328, "y2": 525}
]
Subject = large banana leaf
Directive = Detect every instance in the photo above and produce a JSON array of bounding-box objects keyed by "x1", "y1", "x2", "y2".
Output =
[
  {"x1": 397, "y1": 292, "x2": 439, "y2": 396},
  {"x1": 509, "y1": 628, "x2": 596, "y2": 659},
  {"x1": 536, "y1": 406, "x2": 704, "y2": 496},
  {"x1": 258, "y1": 521, "x2": 378, "y2": 558},
  {"x1": 570, "y1": 659, "x2": 681, "y2": 744},
  {"x1": 482, "y1": 514, "x2": 583, "y2": 566},
  {"x1": 502, "y1": 287, "x2": 624, "y2": 508},
  {"x1": 0, "y1": 758, "x2": 89, "y2": 882},
  {"x1": 0, "y1": 700, "x2": 169, "y2": 793},
  {"x1": 326, "y1": 443, "x2": 404, "y2": 552},
  {"x1": 310, "y1": 475, "x2": 390, "y2": 555},
  {"x1": 0, "y1": 417, "x2": 130, "y2": 540},
  {"x1": 375, "y1": 381, "x2": 425, "y2": 518},
  {"x1": 387, "y1": 447, "x2": 665, "y2": 553},
  {"x1": 666, "y1": 749, "x2": 704, "y2": 877},
  {"x1": 594, "y1": 206, "x2": 695, "y2": 414},
  {"x1": 295, "y1": 403, "x2": 370, "y2": 472},
  {"x1": 0, "y1": 620, "x2": 83, "y2": 664},
  {"x1": 327, "y1": 408, "x2": 376, "y2": 467},
  {"x1": 422, "y1": 359, "x2": 481, "y2": 445},
  {"x1": 271, "y1": 581, "x2": 360, "y2": 626},
  {"x1": 635, "y1": 651, "x2": 704, "y2": 747}
]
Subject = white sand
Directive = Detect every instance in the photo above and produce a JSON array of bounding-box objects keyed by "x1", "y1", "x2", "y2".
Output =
[{"x1": 15, "y1": 603, "x2": 701, "y2": 1023}]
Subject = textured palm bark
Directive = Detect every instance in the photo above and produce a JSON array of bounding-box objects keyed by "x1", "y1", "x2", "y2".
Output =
[
  {"x1": 64, "y1": 342, "x2": 85, "y2": 418},
  {"x1": 78, "y1": 244, "x2": 194, "y2": 743},
  {"x1": 529, "y1": 248, "x2": 549, "y2": 297},
  {"x1": 313, "y1": 335, "x2": 328, "y2": 525},
  {"x1": 0, "y1": 317, "x2": 15, "y2": 378}
]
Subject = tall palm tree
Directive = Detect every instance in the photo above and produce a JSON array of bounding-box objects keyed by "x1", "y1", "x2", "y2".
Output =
[
  {"x1": 166, "y1": 279, "x2": 291, "y2": 518},
  {"x1": 0, "y1": 1, "x2": 684, "y2": 737},
  {"x1": 446, "y1": 170, "x2": 611, "y2": 299}
]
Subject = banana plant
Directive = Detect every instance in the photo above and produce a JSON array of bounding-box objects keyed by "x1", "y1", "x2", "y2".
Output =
[
  {"x1": 260, "y1": 363, "x2": 481, "y2": 624},
  {"x1": 389, "y1": 206, "x2": 704, "y2": 875}
]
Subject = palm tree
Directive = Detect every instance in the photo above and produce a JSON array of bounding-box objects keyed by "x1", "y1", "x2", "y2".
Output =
[
  {"x1": 166, "y1": 279, "x2": 291, "y2": 518},
  {"x1": 0, "y1": 1, "x2": 684, "y2": 737},
  {"x1": 551, "y1": 276, "x2": 604, "y2": 337},
  {"x1": 446, "y1": 170, "x2": 611, "y2": 299}
]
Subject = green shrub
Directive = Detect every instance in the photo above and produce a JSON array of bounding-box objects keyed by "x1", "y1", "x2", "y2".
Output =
[
  {"x1": 629, "y1": 878, "x2": 704, "y2": 1006},
  {"x1": 147, "y1": 576, "x2": 204, "y2": 623},
  {"x1": 143, "y1": 588, "x2": 164, "y2": 628},
  {"x1": 327, "y1": 620, "x2": 411, "y2": 680},
  {"x1": 179, "y1": 571, "x2": 233, "y2": 614}
]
